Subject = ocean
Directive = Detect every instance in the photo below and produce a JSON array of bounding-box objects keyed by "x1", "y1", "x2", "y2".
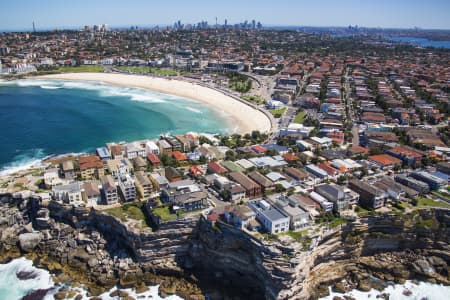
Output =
[
  {"x1": 0, "y1": 258, "x2": 183, "y2": 300},
  {"x1": 0, "y1": 79, "x2": 233, "y2": 174}
]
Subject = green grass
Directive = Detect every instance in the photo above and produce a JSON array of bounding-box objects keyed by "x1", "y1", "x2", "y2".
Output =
[
  {"x1": 116, "y1": 66, "x2": 180, "y2": 76},
  {"x1": 269, "y1": 107, "x2": 287, "y2": 118},
  {"x1": 58, "y1": 65, "x2": 105, "y2": 73},
  {"x1": 432, "y1": 191, "x2": 450, "y2": 201},
  {"x1": 104, "y1": 202, "x2": 149, "y2": 226},
  {"x1": 283, "y1": 229, "x2": 308, "y2": 241},
  {"x1": 33, "y1": 65, "x2": 105, "y2": 75},
  {"x1": 152, "y1": 206, "x2": 184, "y2": 221},
  {"x1": 293, "y1": 111, "x2": 307, "y2": 123},
  {"x1": 415, "y1": 197, "x2": 450, "y2": 209},
  {"x1": 330, "y1": 218, "x2": 346, "y2": 228},
  {"x1": 355, "y1": 205, "x2": 371, "y2": 215},
  {"x1": 242, "y1": 95, "x2": 264, "y2": 104}
]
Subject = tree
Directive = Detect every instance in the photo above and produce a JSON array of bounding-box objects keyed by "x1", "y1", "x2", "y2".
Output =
[{"x1": 225, "y1": 150, "x2": 237, "y2": 161}]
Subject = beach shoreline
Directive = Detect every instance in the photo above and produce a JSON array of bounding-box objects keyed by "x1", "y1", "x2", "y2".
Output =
[{"x1": 37, "y1": 72, "x2": 273, "y2": 134}]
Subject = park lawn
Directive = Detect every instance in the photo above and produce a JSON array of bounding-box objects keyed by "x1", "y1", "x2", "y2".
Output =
[
  {"x1": 269, "y1": 107, "x2": 287, "y2": 118},
  {"x1": 116, "y1": 66, "x2": 180, "y2": 76},
  {"x1": 416, "y1": 197, "x2": 450, "y2": 209},
  {"x1": 58, "y1": 65, "x2": 105, "y2": 73},
  {"x1": 293, "y1": 111, "x2": 307, "y2": 123},
  {"x1": 104, "y1": 202, "x2": 148, "y2": 225}
]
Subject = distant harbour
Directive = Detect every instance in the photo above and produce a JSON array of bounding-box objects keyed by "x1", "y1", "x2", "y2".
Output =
[
  {"x1": 384, "y1": 36, "x2": 450, "y2": 48},
  {"x1": 0, "y1": 78, "x2": 235, "y2": 174}
]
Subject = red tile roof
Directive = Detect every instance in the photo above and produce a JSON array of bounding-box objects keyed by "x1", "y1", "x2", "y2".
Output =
[
  {"x1": 251, "y1": 145, "x2": 267, "y2": 154},
  {"x1": 207, "y1": 162, "x2": 227, "y2": 174},
  {"x1": 282, "y1": 152, "x2": 298, "y2": 162},
  {"x1": 368, "y1": 154, "x2": 402, "y2": 166},
  {"x1": 172, "y1": 151, "x2": 187, "y2": 161},
  {"x1": 147, "y1": 153, "x2": 160, "y2": 164}
]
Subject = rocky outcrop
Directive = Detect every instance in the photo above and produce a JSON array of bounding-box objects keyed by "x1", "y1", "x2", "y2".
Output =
[
  {"x1": 1, "y1": 194, "x2": 449, "y2": 300},
  {"x1": 18, "y1": 232, "x2": 42, "y2": 252}
]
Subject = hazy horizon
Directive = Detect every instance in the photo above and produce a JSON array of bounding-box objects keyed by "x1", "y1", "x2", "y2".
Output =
[{"x1": 1, "y1": 0, "x2": 450, "y2": 31}]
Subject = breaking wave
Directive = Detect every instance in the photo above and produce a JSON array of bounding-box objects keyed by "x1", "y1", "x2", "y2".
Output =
[
  {"x1": 0, "y1": 148, "x2": 47, "y2": 176},
  {"x1": 0, "y1": 258, "x2": 183, "y2": 300}
]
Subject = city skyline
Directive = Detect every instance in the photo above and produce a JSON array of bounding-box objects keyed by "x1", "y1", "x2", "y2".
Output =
[{"x1": 1, "y1": 0, "x2": 450, "y2": 31}]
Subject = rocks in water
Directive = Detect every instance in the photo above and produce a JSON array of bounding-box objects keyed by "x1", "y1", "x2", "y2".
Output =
[
  {"x1": 18, "y1": 232, "x2": 41, "y2": 252},
  {"x1": 412, "y1": 259, "x2": 436, "y2": 277},
  {"x1": 16, "y1": 269, "x2": 39, "y2": 280},
  {"x1": 403, "y1": 288, "x2": 412, "y2": 296},
  {"x1": 21, "y1": 288, "x2": 51, "y2": 300},
  {"x1": 357, "y1": 279, "x2": 372, "y2": 292}
]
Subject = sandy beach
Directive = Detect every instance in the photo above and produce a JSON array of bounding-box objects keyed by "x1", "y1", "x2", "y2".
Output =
[{"x1": 38, "y1": 73, "x2": 272, "y2": 134}]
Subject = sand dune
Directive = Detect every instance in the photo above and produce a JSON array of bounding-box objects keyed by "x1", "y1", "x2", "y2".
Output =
[{"x1": 39, "y1": 73, "x2": 272, "y2": 134}]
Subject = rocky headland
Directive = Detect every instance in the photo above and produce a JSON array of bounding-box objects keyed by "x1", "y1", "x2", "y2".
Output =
[{"x1": 0, "y1": 193, "x2": 449, "y2": 300}]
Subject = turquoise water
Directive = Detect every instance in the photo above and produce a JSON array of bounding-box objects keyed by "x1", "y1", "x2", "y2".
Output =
[
  {"x1": 0, "y1": 79, "x2": 232, "y2": 173},
  {"x1": 385, "y1": 36, "x2": 450, "y2": 49}
]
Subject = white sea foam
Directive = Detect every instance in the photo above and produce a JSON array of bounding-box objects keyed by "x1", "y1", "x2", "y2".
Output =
[
  {"x1": 0, "y1": 148, "x2": 47, "y2": 176},
  {"x1": 185, "y1": 106, "x2": 203, "y2": 114},
  {"x1": 321, "y1": 280, "x2": 450, "y2": 300},
  {"x1": 0, "y1": 258, "x2": 184, "y2": 300},
  {"x1": 0, "y1": 257, "x2": 54, "y2": 300}
]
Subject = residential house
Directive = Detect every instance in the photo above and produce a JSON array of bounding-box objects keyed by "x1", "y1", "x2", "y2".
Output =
[
  {"x1": 386, "y1": 146, "x2": 424, "y2": 167},
  {"x1": 145, "y1": 141, "x2": 160, "y2": 155},
  {"x1": 315, "y1": 184, "x2": 349, "y2": 212},
  {"x1": 348, "y1": 179, "x2": 385, "y2": 209},
  {"x1": 207, "y1": 162, "x2": 228, "y2": 174},
  {"x1": 135, "y1": 171, "x2": 153, "y2": 200},
  {"x1": 118, "y1": 174, "x2": 136, "y2": 202},
  {"x1": 395, "y1": 174, "x2": 430, "y2": 195},
  {"x1": 96, "y1": 147, "x2": 111, "y2": 160},
  {"x1": 368, "y1": 154, "x2": 402, "y2": 170},
  {"x1": 109, "y1": 144, "x2": 124, "y2": 159},
  {"x1": 268, "y1": 195, "x2": 310, "y2": 230},
  {"x1": 309, "y1": 191, "x2": 334, "y2": 212},
  {"x1": 229, "y1": 171, "x2": 262, "y2": 198},
  {"x1": 410, "y1": 171, "x2": 446, "y2": 190},
  {"x1": 106, "y1": 158, "x2": 133, "y2": 179},
  {"x1": 248, "y1": 199, "x2": 290, "y2": 234},
  {"x1": 158, "y1": 139, "x2": 172, "y2": 155},
  {"x1": 79, "y1": 155, "x2": 104, "y2": 180},
  {"x1": 248, "y1": 171, "x2": 275, "y2": 193},
  {"x1": 165, "y1": 167, "x2": 182, "y2": 182},
  {"x1": 44, "y1": 168, "x2": 63, "y2": 188},
  {"x1": 53, "y1": 182, "x2": 84, "y2": 206},
  {"x1": 224, "y1": 205, "x2": 256, "y2": 230},
  {"x1": 61, "y1": 160, "x2": 75, "y2": 180},
  {"x1": 126, "y1": 142, "x2": 146, "y2": 159},
  {"x1": 161, "y1": 180, "x2": 207, "y2": 211},
  {"x1": 133, "y1": 156, "x2": 148, "y2": 171},
  {"x1": 147, "y1": 153, "x2": 161, "y2": 168},
  {"x1": 101, "y1": 175, "x2": 118, "y2": 205},
  {"x1": 83, "y1": 181, "x2": 101, "y2": 206}
]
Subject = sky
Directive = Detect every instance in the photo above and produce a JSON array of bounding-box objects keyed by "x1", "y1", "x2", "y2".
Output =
[{"x1": 1, "y1": 0, "x2": 450, "y2": 31}]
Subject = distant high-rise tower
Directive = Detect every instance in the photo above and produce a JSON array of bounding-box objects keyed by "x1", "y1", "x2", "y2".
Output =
[{"x1": 32, "y1": 21, "x2": 36, "y2": 32}]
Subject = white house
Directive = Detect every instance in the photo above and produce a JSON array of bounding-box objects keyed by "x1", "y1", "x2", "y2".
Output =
[
  {"x1": 145, "y1": 141, "x2": 160, "y2": 155},
  {"x1": 248, "y1": 199, "x2": 290, "y2": 234},
  {"x1": 52, "y1": 182, "x2": 84, "y2": 206}
]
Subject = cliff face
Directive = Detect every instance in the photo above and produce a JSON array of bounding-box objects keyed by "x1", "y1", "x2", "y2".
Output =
[{"x1": 1, "y1": 195, "x2": 449, "y2": 300}]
